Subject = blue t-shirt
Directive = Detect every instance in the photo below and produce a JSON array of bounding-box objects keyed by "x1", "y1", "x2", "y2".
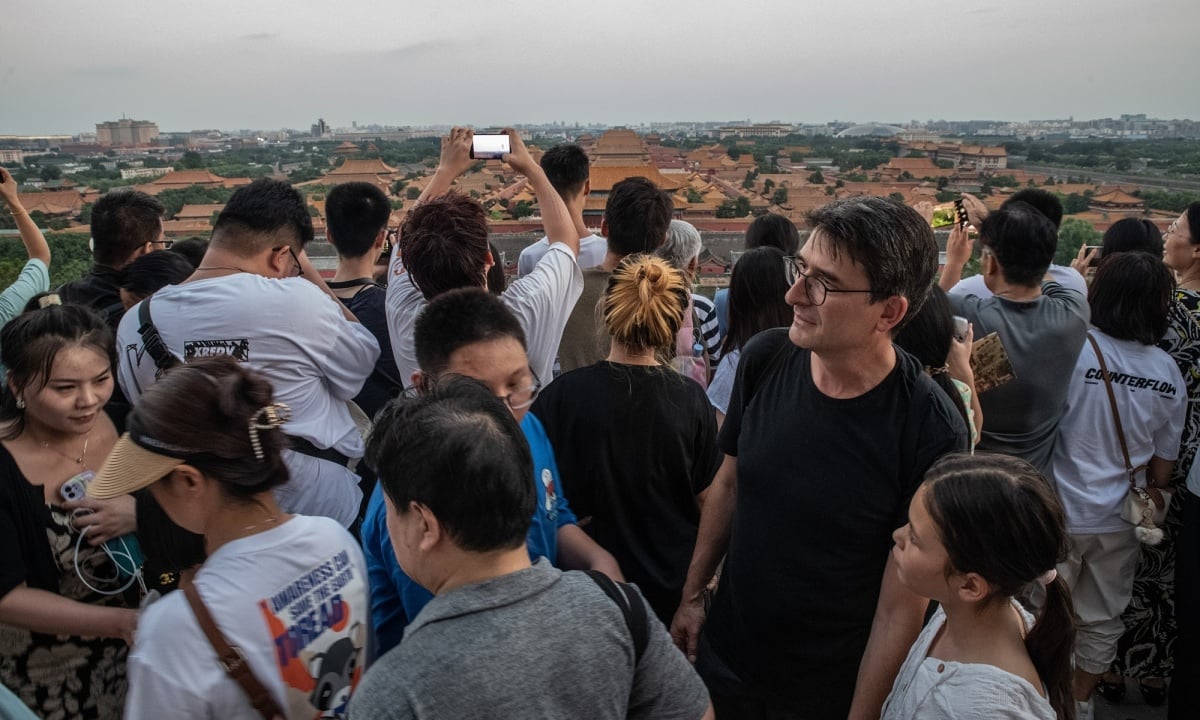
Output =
[{"x1": 361, "y1": 412, "x2": 577, "y2": 655}]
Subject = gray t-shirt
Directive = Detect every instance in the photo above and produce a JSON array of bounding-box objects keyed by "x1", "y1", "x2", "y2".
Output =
[
  {"x1": 951, "y1": 281, "x2": 1089, "y2": 478},
  {"x1": 349, "y1": 559, "x2": 709, "y2": 720}
]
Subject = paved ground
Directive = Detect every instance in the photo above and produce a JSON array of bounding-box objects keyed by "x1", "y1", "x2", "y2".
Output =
[{"x1": 1094, "y1": 677, "x2": 1168, "y2": 720}]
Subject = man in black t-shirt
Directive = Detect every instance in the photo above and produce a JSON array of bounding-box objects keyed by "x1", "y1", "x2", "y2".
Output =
[
  {"x1": 671, "y1": 197, "x2": 967, "y2": 720},
  {"x1": 325, "y1": 181, "x2": 404, "y2": 418}
]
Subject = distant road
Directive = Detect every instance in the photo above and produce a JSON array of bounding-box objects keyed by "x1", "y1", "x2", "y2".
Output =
[{"x1": 1019, "y1": 164, "x2": 1200, "y2": 192}]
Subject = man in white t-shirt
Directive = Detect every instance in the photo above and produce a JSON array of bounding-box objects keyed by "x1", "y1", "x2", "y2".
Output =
[
  {"x1": 517, "y1": 143, "x2": 606, "y2": 277},
  {"x1": 116, "y1": 178, "x2": 380, "y2": 527},
  {"x1": 386, "y1": 128, "x2": 583, "y2": 385}
]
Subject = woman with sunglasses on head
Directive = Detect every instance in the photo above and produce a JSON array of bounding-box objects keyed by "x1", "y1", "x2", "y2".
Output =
[
  {"x1": 533, "y1": 254, "x2": 721, "y2": 625},
  {"x1": 88, "y1": 357, "x2": 369, "y2": 719},
  {"x1": 0, "y1": 302, "x2": 138, "y2": 719}
]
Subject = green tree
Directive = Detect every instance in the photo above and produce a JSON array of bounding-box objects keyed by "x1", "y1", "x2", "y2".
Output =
[
  {"x1": 40, "y1": 165, "x2": 62, "y2": 181},
  {"x1": 1060, "y1": 192, "x2": 1091, "y2": 215},
  {"x1": 511, "y1": 200, "x2": 534, "y2": 219},
  {"x1": 686, "y1": 188, "x2": 703, "y2": 203},
  {"x1": 888, "y1": 192, "x2": 906, "y2": 203},
  {"x1": 763, "y1": 179, "x2": 775, "y2": 195},
  {"x1": 735, "y1": 196, "x2": 751, "y2": 217},
  {"x1": 180, "y1": 151, "x2": 205, "y2": 169},
  {"x1": 716, "y1": 200, "x2": 738, "y2": 219},
  {"x1": 808, "y1": 170, "x2": 825, "y2": 184},
  {"x1": 79, "y1": 203, "x2": 93, "y2": 224},
  {"x1": 1055, "y1": 217, "x2": 1101, "y2": 265},
  {"x1": 406, "y1": 186, "x2": 422, "y2": 200},
  {"x1": 772, "y1": 188, "x2": 788, "y2": 206}
]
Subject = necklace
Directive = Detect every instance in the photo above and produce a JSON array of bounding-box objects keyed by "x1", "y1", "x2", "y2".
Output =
[
  {"x1": 195, "y1": 265, "x2": 248, "y2": 274},
  {"x1": 242, "y1": 515, "x2": 279, "y2": 533},
  {"x1": 40, "y1": 433, "x2": 90, "y2": 464}
]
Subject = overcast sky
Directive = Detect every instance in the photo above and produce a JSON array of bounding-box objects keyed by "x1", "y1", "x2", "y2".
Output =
[{"x1": 2, "y1": 0, "x2": 1195, "y2": 135}]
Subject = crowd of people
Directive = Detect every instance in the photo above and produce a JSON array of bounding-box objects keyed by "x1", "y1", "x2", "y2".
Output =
[{"x1": 0, "y1": 129, "x2": 1197, "y2": 720}]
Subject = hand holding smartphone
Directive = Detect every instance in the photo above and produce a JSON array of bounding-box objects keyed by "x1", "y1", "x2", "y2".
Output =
[{"x1": 470, "y1": 134, "x2": 510, "y2": 160}]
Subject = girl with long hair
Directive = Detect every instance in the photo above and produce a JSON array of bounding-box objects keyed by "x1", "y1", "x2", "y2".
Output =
[{"x1": 884, "y1": 453, "x2": 1076, "y2": 720}]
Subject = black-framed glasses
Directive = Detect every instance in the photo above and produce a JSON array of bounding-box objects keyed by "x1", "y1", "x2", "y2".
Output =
[
  {"x1": 783, "y1": 255, "x2": 873, "y2": 306},
  {"x1": 151, "y1": 239, "x2": 174, "y2": 250},
  {"x1": 279, "y1": 245, "x2": 302, "y2": 277},
  {"x1": 501, "y1": 370, "x2": 542, "y2": 411}
]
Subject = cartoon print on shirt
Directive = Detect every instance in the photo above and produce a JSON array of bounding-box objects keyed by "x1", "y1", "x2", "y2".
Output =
[
  {"x1": 256, "y1": 550, "x2": 367, "y2": 719},
  {"x1": 542, "y1": 467, "x2": 559, "y2": 521}
]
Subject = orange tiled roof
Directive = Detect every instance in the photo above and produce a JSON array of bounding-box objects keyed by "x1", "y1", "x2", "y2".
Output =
[
  {"x1": 1091, "y1": 189, "x2": 1143, "y2": 205},
  {"x1": 16, "y1": 190, "x2": 83, "y2": 216},
  {"x1": 886, "y1": 157, "x2": 938, "y2": 171},
  {"x1": 175, "y1": 203, "x2": 225, "y2": 220},
  {"x1": 327, "y1": 158, "x2": 399, "y2": 176},
  {"x1": 587, "y1": 166, "x2": 685, "y2": 192}
]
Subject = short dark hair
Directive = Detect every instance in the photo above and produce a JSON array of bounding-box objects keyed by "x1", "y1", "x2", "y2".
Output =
[
  {"x1": 604, "y1": 177, "x2": 673, "y2": 257},
  {"x1": 1185, "y1": 202, "x2": 1200, "y2": 245},
  {"x1": 1001, "y1": 189, "x2": 1064, "y2": 229},
  {"x1": 893, "y1": 285, "x2": 970, "y2": 429},
  {"x1": 415, "y1": 288, "x2": 526, "y2": 375},
  {"x1": 90, "y1": 189, "x2": 165, "y2": 267},
  {"x1": 400, "y1": 192, "x2": 490, "y2": 300},
  {"x1": 1101, "y1": 217, "x2": 1163, "y2": 257},
  {"x1": 1089, "y1": 252, "x2": 1173, "y2": 345},
  {"x1": 366, "y1": 375, "x2": 534, "y2": 553},
  {"x1": 326, "y1": 182, "x2": 391, "y2": 259},
  {"x1": 745, "y1": 214, "x2": 801, "y2": 255},
  {"x1": 211, "y1": 178, "x2": 314, "y2": 256},
  {"x1": 120, "y1": 250, "x2": 194, "y2": 299},
  {"x1": 0, "y1": 304, "x2": 115, "y2": 439},
  {"x1": 168, "y1": 236, "x2": 208, "y2": 268},
  {"x1": 978, "y1": 201, "x2": 1057, "y2": 287},
  {"x1": 540, "y1": 144, "x2": 590, "y2": 199},
  {"x1": 803, "y1": 196, "x2": 938, "y2": 310}
]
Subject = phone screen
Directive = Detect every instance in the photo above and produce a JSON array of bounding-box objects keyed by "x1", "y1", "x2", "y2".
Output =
[{"x1": 471, "y1": 134, "x2": 510, "y2": 160}]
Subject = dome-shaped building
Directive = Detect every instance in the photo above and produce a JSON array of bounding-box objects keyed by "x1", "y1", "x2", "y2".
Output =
[{"x1": 835, "y1": 123, "x2": 904, "y2": 138}]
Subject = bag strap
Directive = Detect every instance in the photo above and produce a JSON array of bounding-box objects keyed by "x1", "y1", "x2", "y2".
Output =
[
  {"x1": 137, "y1": 297, "x2": 181, "y2": 373},
  {"x1": 1087, "y1": 333, "x2": 1136, "y2": 490},
  {"x1": 584, "y1": 570, "x2": 649, "y2": 662},
  {"x1": 181, "y1": 579, "x2": 285, "y2": 720}
]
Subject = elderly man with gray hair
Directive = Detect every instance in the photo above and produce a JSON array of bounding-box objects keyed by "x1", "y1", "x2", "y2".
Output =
[{"x1": 656, "y1": 220, "x2": 722, "y2": 385}]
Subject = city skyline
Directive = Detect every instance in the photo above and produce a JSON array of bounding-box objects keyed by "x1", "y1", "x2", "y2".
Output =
[{"x1": 3, "y1": 0, "x2": 1197, "y2": 135}]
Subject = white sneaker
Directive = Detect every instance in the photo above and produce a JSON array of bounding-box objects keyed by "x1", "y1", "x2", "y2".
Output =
[{"x1": 1077, "y1": 699, "x2": 1094, "y2": 720}]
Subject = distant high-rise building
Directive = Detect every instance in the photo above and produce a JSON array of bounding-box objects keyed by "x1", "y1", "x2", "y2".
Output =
[
  {"x1": 311, "y1": 118, "x2": 330, "y2": 137},
  {"x1": 95, "y1": 118, "x2": 159, "y2": 146}
]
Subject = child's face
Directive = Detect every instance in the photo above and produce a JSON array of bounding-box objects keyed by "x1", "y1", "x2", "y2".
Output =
[{"x1": 892, "y1": 484, "x2": 953, "y2": 602}]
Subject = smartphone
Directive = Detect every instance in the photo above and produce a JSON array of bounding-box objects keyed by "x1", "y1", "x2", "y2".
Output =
[
  {"x1": 61, "y1": 470, "x2": 95, "y2": 503},
  {"x1": 470, "y1": 134, "x2": 510, "y2": 160},
  {"x1": 952, "y1": 316, "x2": 969, "y2": 342},
  {"x1": 931, "y1": 202, "x2": 959, "y2": 229},
  {"x1": 954, "y1": 198, "x2": 968, "y2": 228}
]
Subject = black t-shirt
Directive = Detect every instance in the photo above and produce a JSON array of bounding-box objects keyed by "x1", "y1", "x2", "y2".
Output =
[
  {"x1": 707, "y1": 329, "x2": 967, "y2": 711},
  {"x1": 532, "y1": 361, "x2": 721, "y2": 624},
  {"x1": 336, "y1": 283, "x2": 403, "y2": 419}
]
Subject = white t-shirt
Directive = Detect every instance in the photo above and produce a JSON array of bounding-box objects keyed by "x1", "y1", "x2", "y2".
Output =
[
  {"x1": 882, "y1": 604, "x2": 1056, "y2": 720},
  {"x1": 386, "y1": 242, "x2": 583, "y2": 385},
  {"x1": 125, "y1": 515, "x2": 370, "y2": 720},
  {"x1": 949, "y1": 264, "x2": 1087, "y2": 299},
  {"x1": 707, "y1": 349, "x2": 741, "y2": 415},
  {"x1": 116, "y1": 274, "x2": 379, "y2": 526},
  {"x1": 1052, "y1": 331, "x2": 1186, "y2": 533},
  {"x1": 518, "y1": 233, "x2": 606, "y2": 277}
]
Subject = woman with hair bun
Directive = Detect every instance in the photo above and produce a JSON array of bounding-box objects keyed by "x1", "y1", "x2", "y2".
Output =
[
  {"x1": 88, "y1": 357, "x2": 369, "y2": 719},
  {"x1": 533, "y1": 254, "x2": 720, "y2": 624}
]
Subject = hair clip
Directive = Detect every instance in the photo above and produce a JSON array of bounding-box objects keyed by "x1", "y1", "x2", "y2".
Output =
[
  {"x1": 248, "y1": 403, "x2": 291, "y2": 460},
  {"x1": 38, "y1": 294, "x2": 62, "y2": 309}
]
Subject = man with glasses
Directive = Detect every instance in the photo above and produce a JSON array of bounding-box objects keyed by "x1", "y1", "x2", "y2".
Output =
[
  {"x1": 672, "y1": 197, "x2": 968, "y2": 720},
  {"x1": 116, "y1": 178, "x2": 379, "y2": 529},
  {"x1": 361, "y1": 287, "x2": 622, "y2": 655},
  {"x1": 59, "y1": 188, "x2": 167, "y2": 330}
]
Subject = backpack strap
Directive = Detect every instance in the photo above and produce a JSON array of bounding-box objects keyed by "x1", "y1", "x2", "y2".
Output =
[
  {"x1": 584, "y1": 570, "x2": 649, "y2": 663},
  {"x1": 181, "y1": 578, "x2": 285, "y2": 720},
  {"x1": 137, "y1": 296, "x2": 181, "y2": 374}
]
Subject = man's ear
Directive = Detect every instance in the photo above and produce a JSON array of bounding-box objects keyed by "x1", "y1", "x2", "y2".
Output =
[
  {"x1": 581, "y1": 179, "x2": 591, "y2": 197},
  {"x1": 413, "y1": 503, "x2": 441, "y2": 552},
  {"x1": 600, "y1": 216, "x2": 609, "y2": 238},
  {"x1": 876, "y1": 295, "x2": 910, "y2": 334},
  {"x1": 373, "y1": 228, "x2": 387, "y2": 250}
]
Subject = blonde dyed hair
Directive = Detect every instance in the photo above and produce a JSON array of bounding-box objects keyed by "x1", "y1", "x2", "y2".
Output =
[{"x1": 603, "y1": 254, "x2": 690, "y2": 354}]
